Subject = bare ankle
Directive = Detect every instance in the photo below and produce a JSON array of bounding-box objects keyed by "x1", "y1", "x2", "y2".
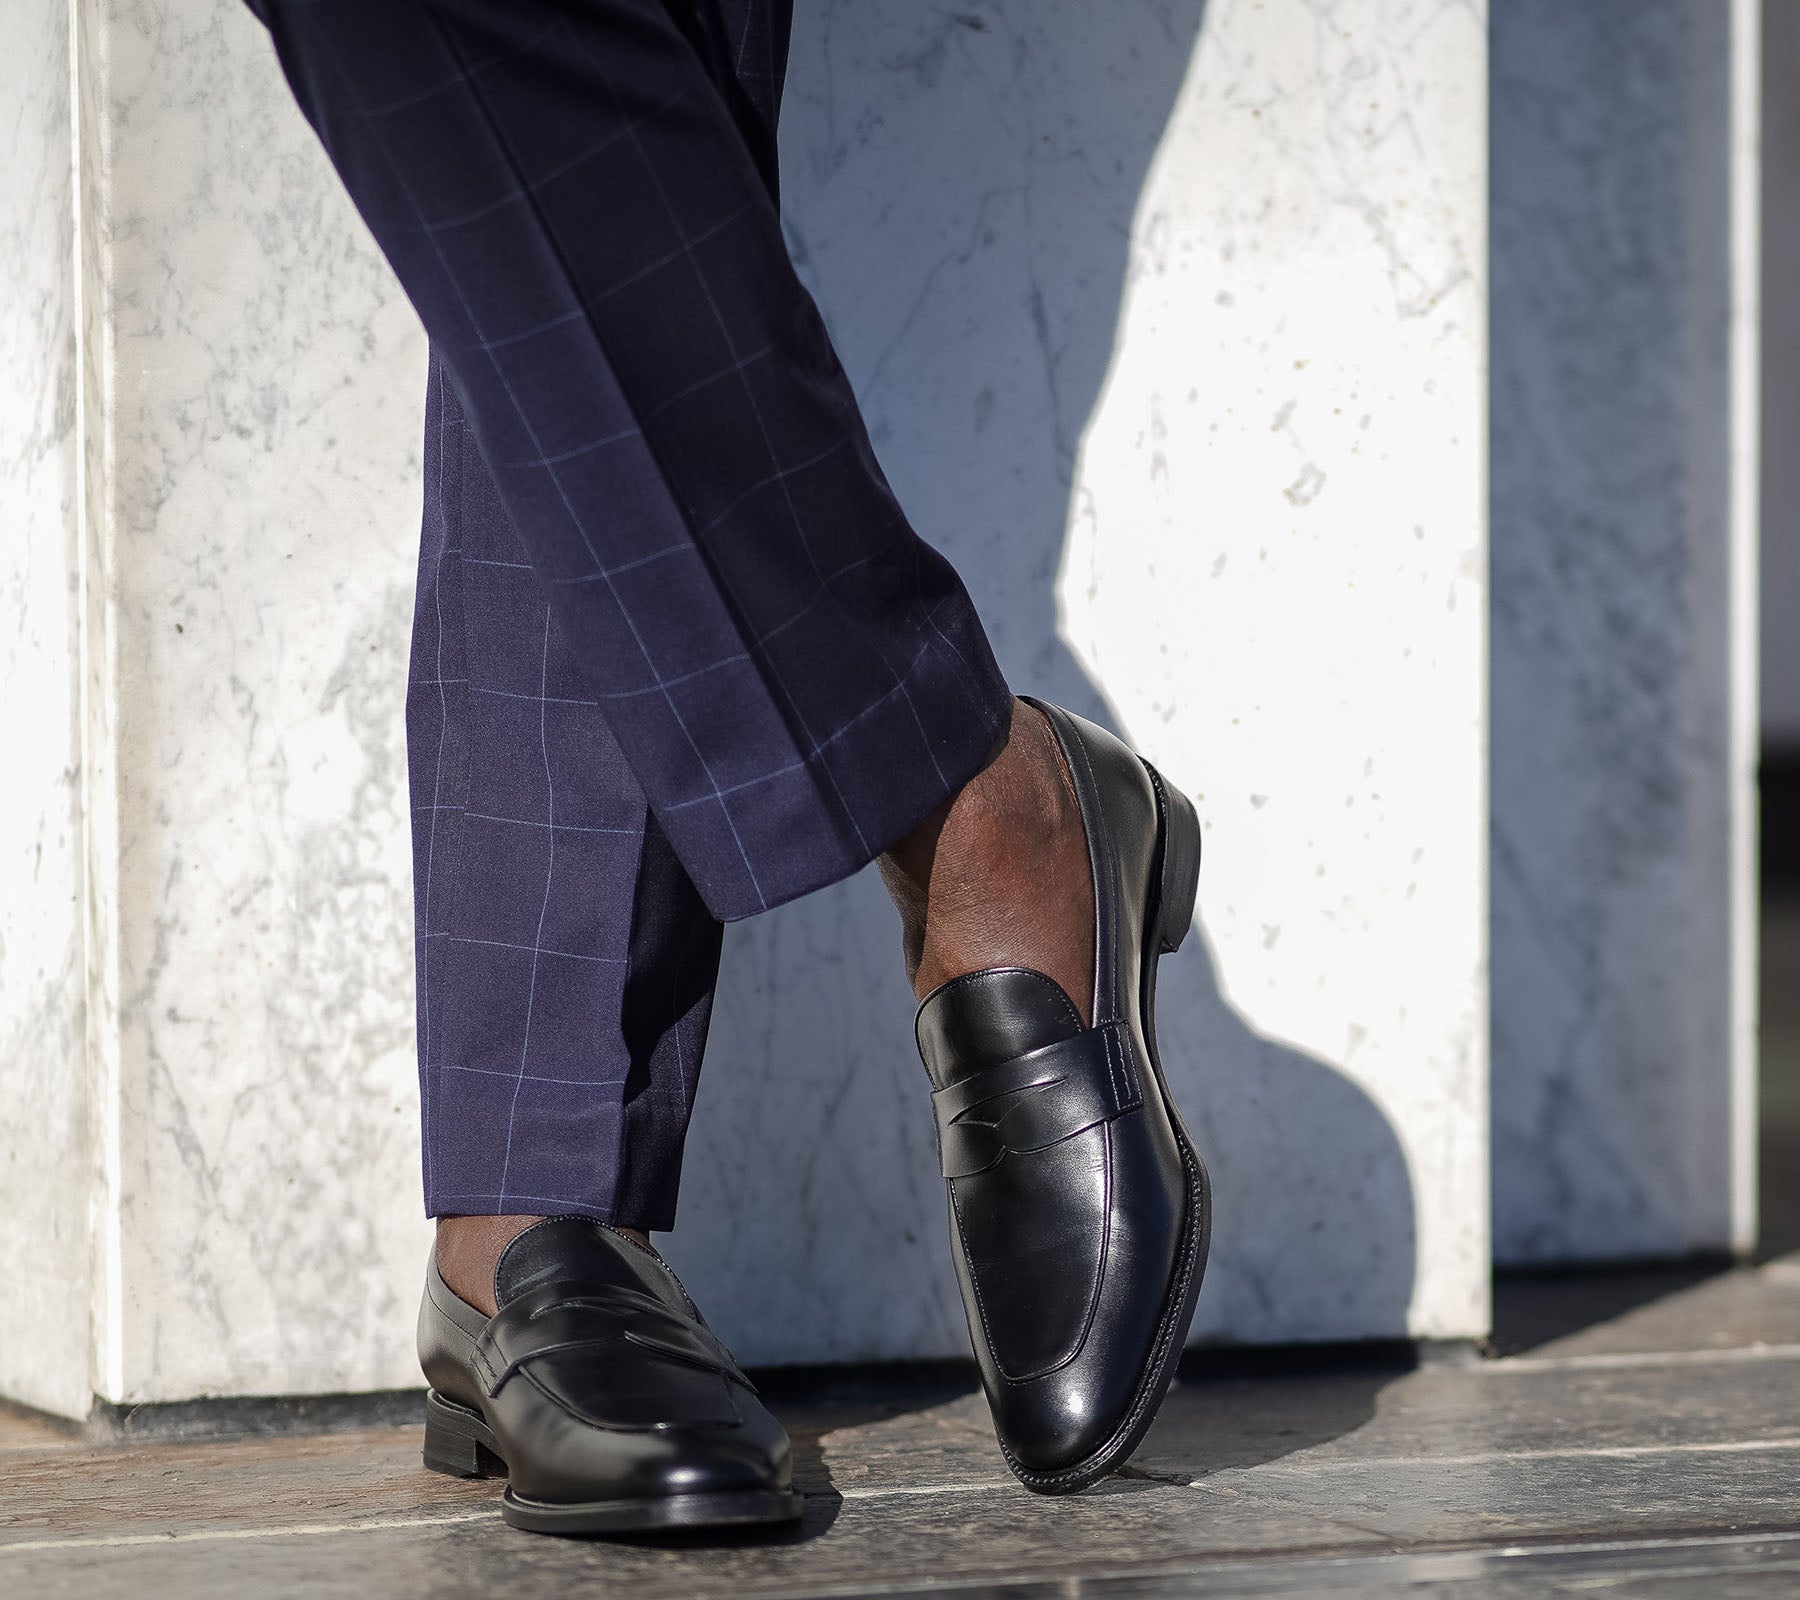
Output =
[{"x1": 879, "y1": 699, "x2": 1095, "y2": 1024}]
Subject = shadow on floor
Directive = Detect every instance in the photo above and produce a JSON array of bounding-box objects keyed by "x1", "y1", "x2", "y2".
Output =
[
  {"x1": 1133, "y1": 1347, "x2": 1423, "y2": 1479},
  {"x1": 763, "y1": 1344, "x2": 1417, "y2": 1494},
  {"x1": 1489, "y1": 1260, "x2": 1729, "y2": 1358}
]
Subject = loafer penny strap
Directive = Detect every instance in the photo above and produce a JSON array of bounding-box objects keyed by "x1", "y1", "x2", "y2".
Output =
[
  {"x1": 474, "y1": 1282, "x2": 752, "y2": 1398},
  {"x1": 931, "y1": 1021, "x2": 1142, "y2": 1179}
]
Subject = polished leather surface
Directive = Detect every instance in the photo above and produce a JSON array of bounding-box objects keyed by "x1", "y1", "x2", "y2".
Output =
[
  {"x1": 916, "y1": 699, "x2": 1208, "y2": 1490},
  {"x1": 417, "y1": 1216, "x2": 795, "y2": 1507}
]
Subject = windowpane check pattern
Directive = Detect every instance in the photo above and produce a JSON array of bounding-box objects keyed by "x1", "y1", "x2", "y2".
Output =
[
  {"x1": 410, "y1": 360, "x2": 723, "y2": 1226},
  {"x1": 254, "y1": 0, "x2": 1011, "y2": 921},
  {"x1": 246, "y1": 0, "x2": 1012, "y2": 1219}
]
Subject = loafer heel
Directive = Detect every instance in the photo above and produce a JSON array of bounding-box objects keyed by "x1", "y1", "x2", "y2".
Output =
[
  {"x1": 423, "y1": 1389, "x2": 506, "y2": 1479},
  {"x1": 1147, "y1": 762, "x2": 1202, "y2": 955}
]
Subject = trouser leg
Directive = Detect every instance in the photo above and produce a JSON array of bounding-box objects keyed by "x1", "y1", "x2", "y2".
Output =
[
  {"x1": 408, "y1": 0, "x2": 795, "y2": 1227},
  {"x1": 250, "y1": 0, "x2": 1013, "y2": 921},
  {"x1": 411, "y1": 357, "x2": 725, "y2": 1226}
]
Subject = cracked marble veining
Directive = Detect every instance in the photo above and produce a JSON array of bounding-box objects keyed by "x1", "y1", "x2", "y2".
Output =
[
  {"x1": 91, "y1": 0, "x2": 430, "y2": 1401},
  {"x1": 8, "y1": 0, "x2": 1491, "y2": 1409}
]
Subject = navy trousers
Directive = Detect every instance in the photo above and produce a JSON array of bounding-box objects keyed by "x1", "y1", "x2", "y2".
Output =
[{"x1": 248, "y1": 0, "x2": 1012, "y2": 1226}]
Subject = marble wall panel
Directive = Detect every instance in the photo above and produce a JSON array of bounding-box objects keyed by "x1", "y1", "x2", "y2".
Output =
[
  {"x1": 1490, "y1": 0, "x2": 1758, "y2": 1262},
  {"x1": 666, "y1": 0, "x2": 1490, "y2": 1356},
  {"x1": 1764, "y1": 1, "x2": 1800, "y2": 745},
  {"x1": 7, "y1": 0, "x2": 1489, "y2": 1412},
  {"x1": 94, "y1": 0, "x2": 430, "y2": 1401},
  {"x1": 0, "y1": 0, "x2": 94, "y2": 1420}
]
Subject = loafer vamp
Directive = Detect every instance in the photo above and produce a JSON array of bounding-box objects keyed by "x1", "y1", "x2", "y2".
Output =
[
  {"x1": 950, "y1": 1126, "x2": 1108, "y2": 1379},
  {"x1": 475, "y1": 1283, "x2": 747, "y2": 1430},
  {"x1": 971, "y1": 1106, "x2": 1189, "y2": 1470},
  {"x1": 491, "y1": 1381, "x2": 791, "y2": 1504},
  {"x1": 417, "y1": 1217, "x2": 795, "y2": 1509}
]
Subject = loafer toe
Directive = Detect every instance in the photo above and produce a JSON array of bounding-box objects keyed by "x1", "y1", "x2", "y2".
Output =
[
  {"x1": 642, "y1": 1428, "x2": 791, "y2": 1498},
  {"x1": 988, "y1": 1378, "x2": 1116, "y2": 1475}
]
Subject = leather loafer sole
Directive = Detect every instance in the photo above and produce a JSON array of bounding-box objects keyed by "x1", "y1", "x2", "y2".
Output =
[
  {"x1": 424, "y1": 1390, "x2": 806, "y2": 1534},
  {"x1": 1003, "y1": 760, "x2": 1211, "y2": 1496}
]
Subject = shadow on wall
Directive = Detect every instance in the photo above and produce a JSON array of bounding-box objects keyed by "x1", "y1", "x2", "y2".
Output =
[{"x1": 666, "y1": 0, "x2": 1416, "y2": 1362}]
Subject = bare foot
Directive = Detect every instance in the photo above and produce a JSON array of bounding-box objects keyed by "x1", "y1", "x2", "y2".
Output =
[
  {"x1": 879, "y1": 698, "x2": 1095, "y2": 1025},
  {"x1": 436, "y1": 1214, "x2": 652, "y2": 1317}
]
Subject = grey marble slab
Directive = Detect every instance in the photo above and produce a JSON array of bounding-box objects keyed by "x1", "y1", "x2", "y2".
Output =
[
  {"x1": 1489, "y1": 0, "x2": 1756, "y2": 1263},
  {"x1": 1763, "y1": 2, "x2": 1800, "y2": 750}
]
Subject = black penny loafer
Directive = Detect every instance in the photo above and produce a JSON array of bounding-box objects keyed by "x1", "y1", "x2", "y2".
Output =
[
  {"x1": 915, "y1": 698, "x2": 1211, "y2": 1494},
  {"x1": 417, "y1": 1215, "x2": 804, "y2": 1534}
]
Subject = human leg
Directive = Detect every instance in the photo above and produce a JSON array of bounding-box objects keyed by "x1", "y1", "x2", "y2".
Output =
[
  {"x1": 249, "y1": 0, "x2": 1202, "y2": 1519},
  {"x1": 408, "y1": 353, "x2": 723, "y2": 1308},
  {"x1": 400, "y1": 0, "x2": 805, "y2": 1312},
  {"x1": 251, "y1": 0, "x2": 1012, "y2": 921}
]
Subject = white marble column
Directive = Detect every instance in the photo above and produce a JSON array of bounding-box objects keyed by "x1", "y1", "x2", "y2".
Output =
[
  {"x1": 4, "y1": 0, "x2": 433, "y2": 1415},
  {"x1": 1, "y1": 0, "x2": 89, "y2": 1422},
  {"x1": 2, "y1": 0, "x2": 1489, "y2": 1415},
  {"x1": 1488, "y1": 0, "x2": 1761, "y2": 1264}
]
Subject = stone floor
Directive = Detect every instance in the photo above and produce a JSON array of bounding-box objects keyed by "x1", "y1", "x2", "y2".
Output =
[
  {"x1": 5, "y1": 1253, "x2": 1799, "y2": 1598},
  {"x1": 5, "y1": 898, "x2": 1797, "y2": 1597}
]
